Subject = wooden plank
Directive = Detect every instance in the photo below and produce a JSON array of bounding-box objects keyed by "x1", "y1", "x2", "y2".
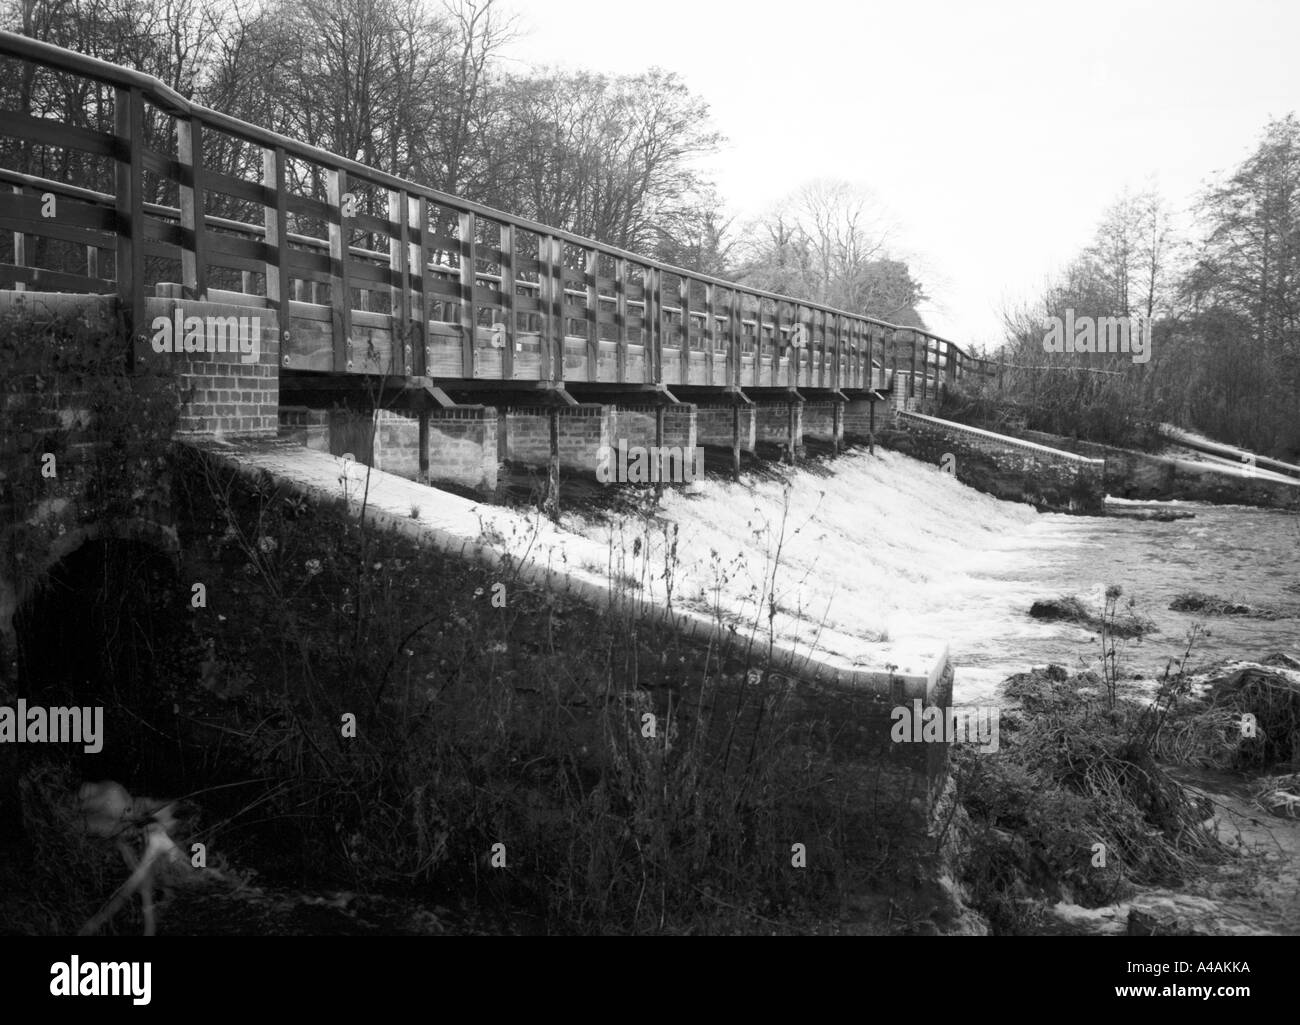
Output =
[
  {"x1": 0, "y1": 191, "x2": 116, "y2": 232},
  {"x1": 286, "y1": 193, "x2": 331, "y2": 221},
  {"x1": 326, "y1": 167, "x2": 352, "y2": 372},
  {"x1": 336, "y1": 257, "x2": 395, "y2": 287},
  {"x1": 458, "y1": 210, "x2": 477, "y2": 378},
  {"x1": 818, "y1": 309, "x2": 827, "y2": 389},
  {"x1": 548, "y1": 236, "x2": 565, "y2": 382},
  {"x1": 678, "y1": 275, "x2": 690, "y2": 385},
  {"x1": 615, "y1": 256, "x2": 628, "y2": 383},
  {"x1": 910, "y1": 329, "x2": 918, "y2": 398},
  {"x1": 140, "y1": 146, "x2": 182, "y2": 184},
  {"x1": 0, "y1": 262, "x2": 112, "y2": 293},
  {"x1": 787, "y1": 303, "x2": 797, "y2": 386},
  {"x1": 728, "y1": 288, "x2": 738, "y2": 387},
  {"x1": 177, "y1": 118, "x2": 208, "y2": 300},
  {"x1": 142, "y1": 238, "x2": 180, "y2": 260},
  {"x1": 205, "y1": 231, "x2": 273, "y2": 264},
  {"x1": 351, "y1": 210, "x2": 391, "y2": 236},
  {"x1": 702, "y1": 283, "x2": 714, "y2": 382},
  {"x1": 499, "y1": 224, "x2": 515, "y2": 379},
  {"x1": 418, "y1": 197, "x2": 434, "y2": 375},
  {"x1": 263, "y1": 145, "x2": 291, "y2": 345},
  {"x1": 0, "y1": 212, "x2": 111, "y2": 249},
  {"x1": 867, "y1": 323, "x2": 876, "y2": 388},
  {"x1": 204, "y1": 168, "x2": 272, "y2": 206},
  {"x1": 199, "y1": 246, "x2": 264, "y2": 276},
  {"x1": 389, "y1": 189, "x2": 412, "y2": 375},
  {"x1": 11, "y1": 188, "x2": 27, "y2": 286},
  {"x1": 586, "y1": 248, "x2": 599, "y2": 381},
  {"x1": 114, "y1": 86, "x2": 145, "y2": 368},
  {"x1": 284, "y1": 247, "x2": 333, "y2": 276},
  {"x1": 643, "y1": 266, "x2": 659, "y2": 383},
  {"x1": 0, "y1": 110, "x2": 118, "y2": 158}
]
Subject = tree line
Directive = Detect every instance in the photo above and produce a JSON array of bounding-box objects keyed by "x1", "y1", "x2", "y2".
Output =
[{"x1": 996, "y1": 115, "x2": 1300, "y2": 459}]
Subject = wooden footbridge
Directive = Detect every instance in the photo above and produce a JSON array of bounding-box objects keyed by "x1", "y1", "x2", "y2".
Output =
[{"x1": 0, "y1": 29, "x2": 995, "y2": 482}]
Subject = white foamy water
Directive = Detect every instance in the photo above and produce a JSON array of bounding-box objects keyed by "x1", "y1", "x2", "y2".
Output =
[
  {"x1": 562, "y1": 450, "x2": 1039, "y2": 686},
  {"x1": 553, "y1": 449, "x2": 1300, "y2": 705}
]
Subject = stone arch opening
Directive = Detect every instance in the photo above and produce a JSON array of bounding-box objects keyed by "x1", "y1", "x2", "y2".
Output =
[{"x1": 9, "y1": 535, "x2": 197, "y2": 795}]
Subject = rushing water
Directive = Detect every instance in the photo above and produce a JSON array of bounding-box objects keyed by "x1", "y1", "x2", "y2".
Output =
[
  {"x1": 563, "y1": 451, "x2": 1300, "y2": 707},
  {"x1": 944, "y1": 501, "x2": 1300, "y2": 704}
]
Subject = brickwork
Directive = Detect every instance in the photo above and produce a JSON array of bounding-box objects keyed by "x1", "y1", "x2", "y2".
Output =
[
  {"x1": 843, "y1": 398, "x2": 879, "y2": 440},
  {"x1": 374, "y1": 408, "x2": 499, "y2": 491},
  {"x1": 754, "y1": 401, "x2": 803, "y2": 452},
  {"x1": 503, "y1": 404, "x2": 611, "y2": 472},
  {"x1": 278, "y1": 406, "x2": 330, "y2": 452},
  {"x1": 144, "y1": 295, "x2": 279, "y2": 439},
  {"x1": 613, "y1": 405, "x2": 697, "y2": 452},
  {"x1": 802, "y1": 401, "x2": 844, "y2": 444},
  {"x1": 696, "y1": 405, "x2": 756, "y2": 451}
]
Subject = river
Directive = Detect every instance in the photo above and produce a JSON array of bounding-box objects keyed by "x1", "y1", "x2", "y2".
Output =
[{"x1": 945, "y1": 500, "x2": 1300, "y2": 703}]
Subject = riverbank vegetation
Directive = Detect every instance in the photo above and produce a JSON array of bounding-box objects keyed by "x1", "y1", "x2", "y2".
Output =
[
  {"x1": 0, "y1": 444, "x2": 955, "y2": 936},
  {"x1": 950, "y1": 605, "x2": 1300, "y2": 934}
]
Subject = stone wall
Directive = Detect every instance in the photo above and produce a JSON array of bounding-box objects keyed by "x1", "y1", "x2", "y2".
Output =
[
  {"x1": 880, "y1": 413, "x2": 1106, "y2": 514},
  {"x1": 146, "y1": 290, "x2": 279, "y2": 439},
  {"x1": 754, "y1": 401, "x2": 803, "y2": 454},
  {"x1": 612, "y1": 405, "x2": 697, "y2": 453},
  {"x1": 695, "y1": 405, "x2": 757, "y2": 452},
  {"x1": 503, "y1": 404, "x2": 611, "y2": 472},
  {"x1": 802, "y1": 401, "x2": 844, "y2": 444}
]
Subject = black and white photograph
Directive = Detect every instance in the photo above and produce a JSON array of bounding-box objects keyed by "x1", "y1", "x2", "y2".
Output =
[{"x1": 0, "y1": 0, "x2": 1294, "y2": 1002}]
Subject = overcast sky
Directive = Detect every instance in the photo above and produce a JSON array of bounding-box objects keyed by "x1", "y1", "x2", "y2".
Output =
[{"x1": 502, "y1": 0, "x2": 1300, "y2": 347}]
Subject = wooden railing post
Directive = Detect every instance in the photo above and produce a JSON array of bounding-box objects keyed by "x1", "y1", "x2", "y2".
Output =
[
  {"x1": 647, "y1": 265, "x2": 662, "y2": 383},
  {"x1": 728, "y1": 288, "x2": 742, "y2": 388},
  {"x1": 586, "y1": 247, "x2": 599, "y2": 381},
  {"x1": 262, "y1": 145, "x2": 290, "y2": 362},
  {"x1": 10, "y1": 184, "x2": 25, "y2": 292},
  {"x1": 459, "y1": 210, "x2": 478, "y2": 379},
  {"x1": 418, "y1": 197, "x2": 434, "y2": 376},
  {"x1": 831, "y1": 312, "x2": 841, "y2": 390},
  {"x1": 114, "y1": 85, "x2": 145, "y2": 368},
  {"x1": 641, "y1": 265, "x2": 656, "y2": 383},
  {"x1": 678, "y1": 275, "x2": 690, "y2": 385},
  {"x1": 704, "y1": 282, "x2": 716, "y2": 383},
  {"x1": 389, "y1": 189, "x2": 412, "y2": 375},
  {"x1": 547, "y1": 235, "x2": 565, "y2": 383},
  {"x1": 818, "y1": 308, "x2": 828, "y2": 389},
  {"x1": 499, "y1": 223, "x2": 515, "y2": 380},
  {"x1": 325, "y1": 167, "x2": 352, "y2": 372},
  {"x1": 771, "y1": 301, "x2": 783, "y2": 388},
  {"x1": 909, "y1": 329, "x2": 919, "y2": 398},
  {"x1": 615, "y1": 255, "x2": 628, "y2": 383}
]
